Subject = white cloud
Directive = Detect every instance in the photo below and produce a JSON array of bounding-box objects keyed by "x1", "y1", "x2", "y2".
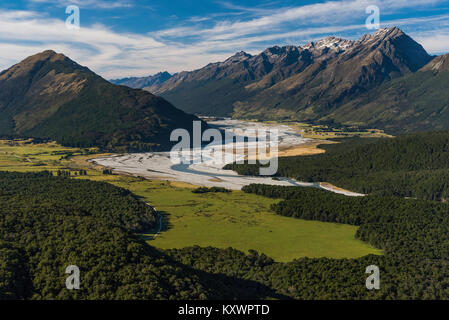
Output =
[
  {"x1": 28, "y1": 0, "x2": 133, "y2": 9},
  {"x1": 155, "y1": 0, "x2": 444, "y2": 41},
  {"x1": 0, "y1": 0, "x2": 448, "y2": 78},
  {"x1": 414, "y1": 32, "x2": 449, "y2": 54}
]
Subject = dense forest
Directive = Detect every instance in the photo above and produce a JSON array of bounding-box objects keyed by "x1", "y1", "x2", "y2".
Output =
[
  {"x1": 168, "y1": 184, "x2": 449, "y2": 299},
  {"x1": 0, "y1": 172, "x2": 282, "y2": 300},
  {"x1": 225, "y1": 132, "x2": 449, "y2": 200},
  {"x1": 2, "y1": 171, "x2": 449, "y2": 299}
]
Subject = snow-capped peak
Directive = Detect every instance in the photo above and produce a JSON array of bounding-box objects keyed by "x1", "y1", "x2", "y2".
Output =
[
  {"x1": 358, "y1": 27, "x2": 405, "y2": 44},
  {"x1": 303, "y1": 36, "x2": 354, "y2": 52},
  {"x1": 223, "y1": 51, "x2": 252, "y2": 64}
]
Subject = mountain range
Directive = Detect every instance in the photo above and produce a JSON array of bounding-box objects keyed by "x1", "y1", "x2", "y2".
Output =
[
  {"x1": 110, "y1": 71, "x2": 173, "y2": 89},
  {"x1": 0, "y1": 51, "x2": 205, "y2": 152},
  {"x1": 1, "y1": 26, "x2": 447, "y2": 149},
  {"x1": 115, "y1": 27, "x2": 449, "y2": 134}
]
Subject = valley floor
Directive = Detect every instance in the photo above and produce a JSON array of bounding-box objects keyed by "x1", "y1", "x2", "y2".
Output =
[
  {"x1": 0, "y1": 138, "x2": 381, "y2": 262},
  {"x1": 90, "y1": 120, "x2": 365, "y2": 196},
  {"x1": 106, "y1": 177, "x2": 381, "y2": 262}
]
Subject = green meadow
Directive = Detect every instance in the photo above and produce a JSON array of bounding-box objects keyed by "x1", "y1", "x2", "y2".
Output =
[
  {"x1": 0, "y1": 139, "x2": 93, "y2": 172},
  {"x1": 112, "y1": 179, "x2": 381, "y2": 262},
  {"x1": 0, "y1": 140, "x2": 381, "y2": 262}
]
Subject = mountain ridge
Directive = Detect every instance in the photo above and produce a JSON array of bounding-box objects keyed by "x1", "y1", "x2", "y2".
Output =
[
  {"x1": 232, "y1": 27, "x2": 433, "y2": 122},
  {"x1": 110, "y1": 71, "x2": 173, "y2": 89},
  {"x1": 0, "y1": 50, "x2": 206, "y2": 152},
  {"x1": 138, "y1": 27, "x2": 437, "y2": 132},
  {"x1": 326, "y1": 53, "x2": 449, "y2": 133}
]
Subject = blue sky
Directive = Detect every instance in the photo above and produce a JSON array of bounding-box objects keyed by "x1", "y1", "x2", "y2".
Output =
[{"x1": 0, "y1": 0, "x2": 448, "y2": 78}]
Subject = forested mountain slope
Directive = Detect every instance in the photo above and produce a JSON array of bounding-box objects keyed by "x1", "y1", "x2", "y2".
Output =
[{"x1": 0, "y1": 51, "x2": 205, "y2": 152}]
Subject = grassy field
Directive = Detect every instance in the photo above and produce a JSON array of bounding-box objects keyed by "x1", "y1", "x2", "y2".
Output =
[
  {"x1": 0, "y1": 139, "x2": 97, "y2": 172},
  {"x1": 112, "y1": 179, "x2": 381, "y2": 261},
  {"x1": 284, "y1": 122, "x2": 393, "y2": 140},
  {"x1": 0, "y1": 139, "x2": 382, "y2": 262}
]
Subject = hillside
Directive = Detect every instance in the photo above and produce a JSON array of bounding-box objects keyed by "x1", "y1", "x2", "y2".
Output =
[
  {"x1": 0, "y1": 51, "x2": 205, "y2": 152},
  {"x1": 234, "y1": 27, "x2": 432, "y2": 121},
  {"x1": 145, "y1": 27, "x2": 433, "y2": 127},
  {"x1": 148, "y1": 48, "x2": 315, "y2": 116},
  {"x1": 325, "y1": 53, "x2": 449, "y2": 133}
]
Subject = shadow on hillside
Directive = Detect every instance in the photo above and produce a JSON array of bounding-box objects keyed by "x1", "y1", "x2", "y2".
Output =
[
  {"x1": 141, "y1": 210, "x2": 173, "y2": 241},
  {"x1": 144, "y1": 244, "x2": 291, "y2": 300}
]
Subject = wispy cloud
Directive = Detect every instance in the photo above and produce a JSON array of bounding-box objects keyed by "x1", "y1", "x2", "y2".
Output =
[
  {"x1": 0, "y1": 0, "x2": 448, "y2": 78},
  {"x1": 217, "y1": 1, "x2": 282, "y2": 15},
  {"x1": 28, "y1": 0, "x2": 134, "y2": 9},
  {"x1": 156, "y1": 0, "x2": 445, "y2": 41}
]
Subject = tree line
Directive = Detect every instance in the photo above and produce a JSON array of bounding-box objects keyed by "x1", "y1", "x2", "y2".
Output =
[{"x1": 225, "y1": 132, "x2": 449, "y2": 201}]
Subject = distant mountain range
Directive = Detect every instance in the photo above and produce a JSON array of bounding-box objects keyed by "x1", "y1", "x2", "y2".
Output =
[
  {"x1": 0, "y1": 51, "x2": 205, "y2": 152},
  {"x1": 116, "y1": 27, "x2": 449, "y2": 134},
  {"x1": 110, "y1": 71, "x2": 173, "y2": 89}
]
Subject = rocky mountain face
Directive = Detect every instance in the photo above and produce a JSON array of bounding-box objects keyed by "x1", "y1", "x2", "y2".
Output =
[
  {"x1": 146, "y1": 46, "x2": 317, "y2": 116},
  {"x1": 0, "y1": 51, "x2": 206, "y2": 152},
  {"x1": 421, "y1": 53, "x2": 449, "y2": 72},
  {"x1": 233, "y1": 27, "x2": 432, "y2": 121},
  {"x1": 143, "y1": 27, "x2": 435, "y2": 133},
  {"x1": 328, "y1": 53, "x2": 449, "y2": 134},
  {"x1": 110, "y1": 71, "x2": 172, "y2": 89}
]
